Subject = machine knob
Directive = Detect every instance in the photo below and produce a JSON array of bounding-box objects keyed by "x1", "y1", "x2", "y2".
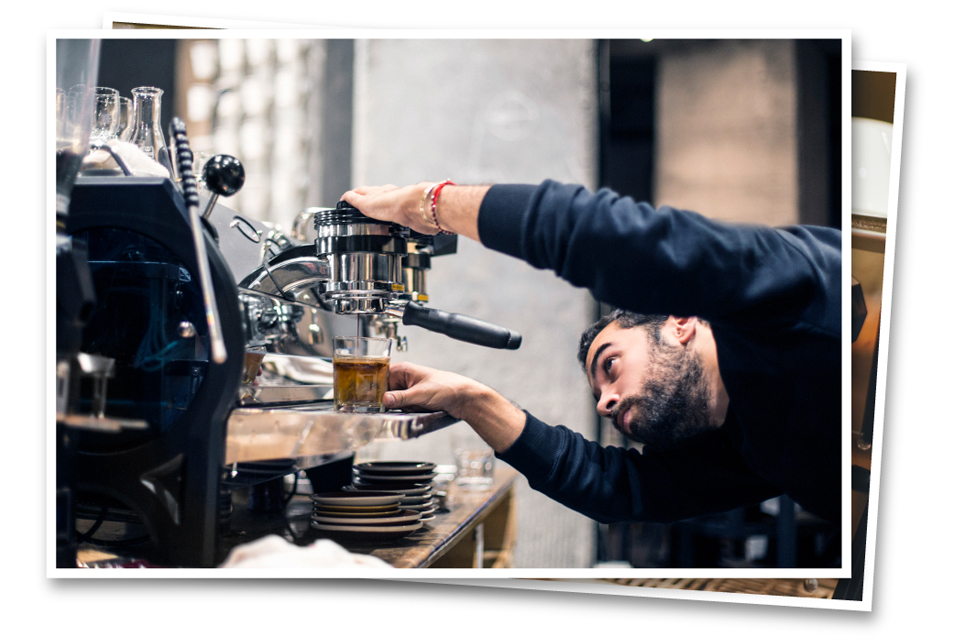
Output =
[{"x1": 202, "y1": 155, "x2": 246, "y2": 197}]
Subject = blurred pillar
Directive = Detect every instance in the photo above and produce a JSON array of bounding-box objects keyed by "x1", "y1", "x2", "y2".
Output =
[{"x1": 655, "y1": 40, "x2": 801, "y2": 225}]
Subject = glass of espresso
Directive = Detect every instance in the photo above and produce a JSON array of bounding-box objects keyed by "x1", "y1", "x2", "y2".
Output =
[{"x1": 333, "y1": 336, "x2": 392, "y2": 413}]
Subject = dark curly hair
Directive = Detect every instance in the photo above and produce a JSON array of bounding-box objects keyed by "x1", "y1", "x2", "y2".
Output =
[{"x1": 577, "y1": 310, "x2": 669, "y2": 371}]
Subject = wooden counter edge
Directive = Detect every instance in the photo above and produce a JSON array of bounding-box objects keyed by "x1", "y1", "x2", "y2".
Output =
[{"x1": 416, "y1": 469, "x2": 518, "y2": 568}]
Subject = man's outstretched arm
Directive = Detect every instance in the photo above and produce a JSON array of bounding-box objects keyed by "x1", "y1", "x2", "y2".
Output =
[{"x1": 343, "y1": 180, "x2": 840, "y2": 333}]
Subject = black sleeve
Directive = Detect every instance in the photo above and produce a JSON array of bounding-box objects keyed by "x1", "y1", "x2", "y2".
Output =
[
  {"x1": 497, "y1": 412, "x2": 783, "y2": 524},
  {"x1": 478, "y1": 180, "x2": 841, "y2": 334}
]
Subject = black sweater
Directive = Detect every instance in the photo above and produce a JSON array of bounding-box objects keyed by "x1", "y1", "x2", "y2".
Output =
[{"x1": 477, "y1": 180, "x2": 843, "y2": 525}]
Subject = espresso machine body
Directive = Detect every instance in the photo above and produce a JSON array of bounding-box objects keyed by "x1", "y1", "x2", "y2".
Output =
[{"x1": 65, "y1": 176, "x2": 246, "y2": 567}]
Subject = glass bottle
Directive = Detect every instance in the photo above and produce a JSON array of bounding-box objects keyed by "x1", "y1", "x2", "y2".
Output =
[
  {"x1": 128, "y1": 86, "x2": 173, "y2": 176},
  {"x1": 90, "y1": 87, "x2": 120, "y2": 144},
  {"x1": 116, "y1": 97, "x2": 133, "y2": 141}
]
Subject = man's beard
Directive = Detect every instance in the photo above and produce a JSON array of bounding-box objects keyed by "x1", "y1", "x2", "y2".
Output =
[{"x1": 612, "y1": 340, "x2": 715, "y2": 451}]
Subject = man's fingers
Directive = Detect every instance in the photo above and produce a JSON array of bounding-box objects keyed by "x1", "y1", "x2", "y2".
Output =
[
  {"x1": 386, "y1": 363, "x2": 418, "y2": 409},
  {"x1": 339, "y1": 193, "x2": 361, "y2": 210},
  {"x1": 383, "y1": 390, "x2": 404, "y2": 408},
  {"x1": 385, "y1": 363, "x2": 441, "y2": 411},
  {"x1": 347, "y1": 185, "x2": 378, "y2": 196},
  {"x1": 340, "y1": 186, "x2": 382, "y2": 205},
  {"x1": 382, "y1": 388, "x2": 406, "y2": 409},
  {"x1": 388, "y1": 362, "x2": 411, "y2": 389},
  {"x1": 389, "y1": 361, "x2": 430, "y2": 388},
  {"x1": 383, "y1": 386, "x2": 429, "y2": 412}
]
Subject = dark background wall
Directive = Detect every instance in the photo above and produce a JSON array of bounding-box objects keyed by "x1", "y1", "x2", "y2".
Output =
[{"x1": 97, "y1": 40, "x2": 179, "y2": 137}]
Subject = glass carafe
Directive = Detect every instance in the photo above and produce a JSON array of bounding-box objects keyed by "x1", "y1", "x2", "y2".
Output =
[{"x1": 128, "y1": 86, "x2": 173, "y2": 176}]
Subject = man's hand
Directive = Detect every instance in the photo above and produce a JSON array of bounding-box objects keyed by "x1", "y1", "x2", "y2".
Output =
[
  {"x1": 384, "y1": 361, "x2": 526, "y2": 453},
  {"x1": 340, "y1": 183, "x2": 490, "y2": 242},
  {"x1": 340, "y1": 183, "x2": 436, "y2": 234},
  {"x1": 384, "y1": 361, "x2": 479, "y2": 418}
]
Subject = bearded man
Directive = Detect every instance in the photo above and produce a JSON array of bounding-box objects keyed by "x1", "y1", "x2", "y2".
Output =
[{"x1": 341, "y1": 179, "x2": 842, "y2": 526}]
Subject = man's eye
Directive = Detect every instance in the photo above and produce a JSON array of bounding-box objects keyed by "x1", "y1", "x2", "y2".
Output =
[{"x1": 603, "y1": 357, "x2": 615, "y2": 375}]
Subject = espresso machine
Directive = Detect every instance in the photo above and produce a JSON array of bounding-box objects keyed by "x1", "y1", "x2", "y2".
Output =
[{"x1": 57, "y1": 102, "x2": 521, "y2": 567}]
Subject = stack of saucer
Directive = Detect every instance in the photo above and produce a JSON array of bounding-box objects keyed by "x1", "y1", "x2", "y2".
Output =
[
  {"x1": 310, "y1": 491, "x2": 423, "y2": 540},
  {"x1": 350, "y1": 461, "x2": 439, "y2": 522}
]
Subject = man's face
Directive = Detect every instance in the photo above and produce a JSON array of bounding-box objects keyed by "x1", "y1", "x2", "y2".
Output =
[{"x1": 585, "y1": 322, "x2": 714, "y2": 450}]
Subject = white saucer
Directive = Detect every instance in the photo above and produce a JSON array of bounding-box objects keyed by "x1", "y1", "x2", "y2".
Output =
[
  {"x1": 311, "y1": 491, "x2": 404, "y2": 507},
  {"x1": 398, "y1": 493, "x2": 433, "y2": 505},
  {"x1": 310, "y1": 521, "x2": 423, "y2": 539},
  {"x1": 312, "y1": 509, "x2": 422, "y2": 526},
  {"x1": 355, "y1": 461, "x2": 436, "y2": 474},
  {"x1": 404, "y1": 499, "x2": 437, "y2": 512},
  {"x1": 355, "y1": 471, "x2": 439, "y2": 483},
  {"x1": 347, "y1": 483, "x2": 432, "y2": 497}
]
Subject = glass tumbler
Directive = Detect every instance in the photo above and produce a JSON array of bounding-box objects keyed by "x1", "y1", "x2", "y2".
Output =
[
  {"x1": 333, "y1": 336, "x2": 392, "y2": 413},
  {"x1": 451, "y1": 428, "x2": 495, "y2": 490}
]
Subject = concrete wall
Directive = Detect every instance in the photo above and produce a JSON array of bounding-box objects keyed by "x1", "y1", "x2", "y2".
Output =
[{"x1": 350, "y1": 39, "x2": 599, "y2": 568}]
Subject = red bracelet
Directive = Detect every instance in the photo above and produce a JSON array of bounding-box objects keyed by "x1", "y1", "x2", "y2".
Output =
[{"x1": 430, "y1": 180, "x2": 456, "y2": 235}]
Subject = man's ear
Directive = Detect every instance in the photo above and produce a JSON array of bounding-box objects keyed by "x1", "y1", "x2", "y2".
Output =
[{"x1": 667, "y1": 316, "x2": 698, "y2": 346}]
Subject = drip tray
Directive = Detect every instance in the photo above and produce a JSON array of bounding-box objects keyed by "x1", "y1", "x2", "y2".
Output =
[{"x1": 224, "y1": 401, "x2": 459, "y2": 466}]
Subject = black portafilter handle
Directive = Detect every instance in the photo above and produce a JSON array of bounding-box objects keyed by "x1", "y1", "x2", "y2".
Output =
[
  {"x1": 402, "y1": 303, "x2": 521, "y2": 350},
  {"x1": 168, "y1": 117, "x2": 200, "y2": 208}
]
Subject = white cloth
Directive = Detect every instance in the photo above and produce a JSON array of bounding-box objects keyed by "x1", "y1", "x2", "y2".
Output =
[
  {"x1": 84, "y1": 141, "x2": 171, "y2": 178},
  {"x1": 219, "y1": 535, "x2": 391, "y2": 569}
]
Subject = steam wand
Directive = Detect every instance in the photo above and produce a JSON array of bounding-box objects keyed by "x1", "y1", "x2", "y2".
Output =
[{"x1": 168, "y1": 118, "x2": 228, "y2": 364}]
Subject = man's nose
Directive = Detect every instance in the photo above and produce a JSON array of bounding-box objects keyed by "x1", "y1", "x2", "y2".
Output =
[{"x1": 596, "y1": 389, "x2": 618, "y2": 416}]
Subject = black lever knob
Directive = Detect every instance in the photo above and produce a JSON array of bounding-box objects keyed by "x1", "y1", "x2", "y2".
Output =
[{"x1": 202, "y1": 154, "x2": 245, "y2": 197}]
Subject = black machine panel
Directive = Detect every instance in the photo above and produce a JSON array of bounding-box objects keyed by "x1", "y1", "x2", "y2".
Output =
[{"x1": 64, "y1": 176, "x2": 244, "y2": 567}]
